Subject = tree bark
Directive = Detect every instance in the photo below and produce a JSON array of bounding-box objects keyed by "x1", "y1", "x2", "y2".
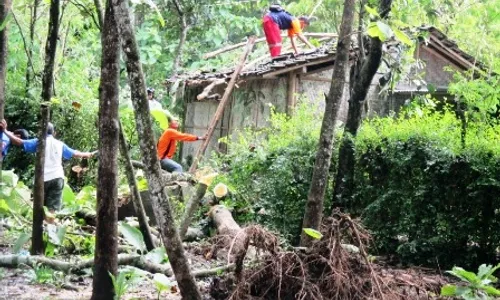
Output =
[
  {"x1": 118, "y1": 122, "x2": 155, "y2": 251},
  {"x1": 93, "y1": 0, "x2": 105, "y2": 29},
  {"x1": 332, "y1": 0, "x2": 393, "y2": 210},
  {"x1": 111, "y1": 0, "x2": 202, "y2": 298},
  {"x1": 179, "y1": 183, "x2": 208, "y2": 239},
  {"x1": 91, "y1": 0, "x2": 120, "y2": 298},
  {"x1": 25, "y1": 0, "x2": 41, "y2": 91},
  {"x1": 170, "y1": 0, "x2": 188, "y2": 77},
  {"x1": 31, "y1": 104, "x2": 49, "y2": 255},
  {"x1": 32, "y1": 0, "x2": 61, "y2": 255},
  {"x1": 300, "y1": 0, "x2": 356, "y2": 247},
  {"x1": 0, "y1": 0, "x2": 12, "y2": 178}
]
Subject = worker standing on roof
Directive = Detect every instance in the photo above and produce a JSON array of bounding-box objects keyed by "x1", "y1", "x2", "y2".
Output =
[{"x1": 262, "y1": 3, "x2": 315, "y2": 57}]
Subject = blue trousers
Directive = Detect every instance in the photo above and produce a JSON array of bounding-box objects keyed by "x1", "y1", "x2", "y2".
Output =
[{"x1": 160, "y1": 158, "x2": 183, "y2": 173}]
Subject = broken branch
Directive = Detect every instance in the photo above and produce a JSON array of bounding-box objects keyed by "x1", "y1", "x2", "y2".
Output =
[{"x1": 196, "y1": 79, "x2": 225, "y2": 101}]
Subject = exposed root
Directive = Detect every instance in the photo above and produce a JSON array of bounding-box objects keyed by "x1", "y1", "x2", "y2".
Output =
[{"x1": 211, "y1": 211, "x2": 448, "y2": 300}]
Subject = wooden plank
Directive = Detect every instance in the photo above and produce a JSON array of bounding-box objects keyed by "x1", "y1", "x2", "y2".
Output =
[
  {"x1": 203, "y1": 33, "x2": 337, "y2": 59},
  {"x1": 188, "y1": 36, "x2": 257, "y2": 173},
  {"x1": 262, "y1": 56, "x2": 334, "y2": 78},
  {"x1": 286, "y1": 72, "x2": 297, "y2": 116}
]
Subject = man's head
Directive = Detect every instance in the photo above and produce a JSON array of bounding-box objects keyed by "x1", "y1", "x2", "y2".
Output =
[
  {"x1": 47, "y1": 122, "x2": 55, "y2": 135},
  {"x1": 13, "y1": 129, "x2": 29, "y2": 140},
  {"x1": 269, "y1": 3, "x2": 284, "y2": 13},
  {"x1": 167, "y1": 115, "x2": 179, "y2": 129},
  {"x1": 299, "y1": 16, "x2": 312, "y2": 29},
  {"x1": 147, "y1": 87, "x2": 155, "y2": 100}
]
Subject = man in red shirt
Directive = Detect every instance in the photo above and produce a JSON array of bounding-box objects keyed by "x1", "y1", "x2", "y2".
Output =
[
  {"x1": 157, "y1": 116, "x2": 205, "y2": 173},
  {"x1": 262, "y1": 4, "x2": 315, "y2": 57}
]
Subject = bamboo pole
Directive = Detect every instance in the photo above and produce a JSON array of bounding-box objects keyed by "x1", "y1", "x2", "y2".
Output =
[{"x1": 189, "y1": 36, "x2": 257, "y2": 173}]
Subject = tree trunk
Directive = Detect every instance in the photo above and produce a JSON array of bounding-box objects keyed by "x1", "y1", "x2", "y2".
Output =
[
  {"x1": 31, "y1": 104, "x2": 49, "y2": 255},
  {"x1": 0, "y1": 0, "x2": 11, "y2": 180},
  {"x1": 171, "y1": 15, "x2": 188, "y2": 77},
  {"x1": 332, "y1": 0, "x2": 393, "y2": 210},
  {"x1": 111, "y1": 0, "x2": 202, "y2": 298},
  {"x1": 32, "y1": 0, "x2": 61, "y2": 255},
  {"x1": 300, "y1": 0, "x2": 356, "y2": 247},
  {"x1": 179, "y1": 183, "x2": 208, "y2": 239},
  {"x1": 91, "y1": 0, "x2": 120, "y2": 299},
  {"x1": 25, "y1": 0, "x2": 41, "y2": 91},
  {"x1": 118, "y1": 122, "x2": 155, "y2": 251},
  {"x1": 93, "y1": 0, "x2": 105, "y2": 29}
]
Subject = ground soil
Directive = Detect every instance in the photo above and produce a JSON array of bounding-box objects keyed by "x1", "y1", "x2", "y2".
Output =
[{"x1": 0, "y1": 230, "x2": 218, "y2": 300}]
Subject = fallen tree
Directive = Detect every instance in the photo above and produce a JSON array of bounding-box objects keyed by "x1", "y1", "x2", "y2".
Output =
[
  {"x1": 210, "y1": 211, "x2": 449, "y2": 300},
  {"x1": 0, "y1": 253, "x2": 234, "y2": 279}
]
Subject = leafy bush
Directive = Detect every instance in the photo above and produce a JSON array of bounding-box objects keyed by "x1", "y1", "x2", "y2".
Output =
[
  {"x1": 441, "y1": 264, "x2": 500, "y2": 299},
  {"x1": 353, "y1": 107, "x2": 500, "y2": 268},
  {"x1": 209, "y1": 100, "x2": 335, "y2": 244}
]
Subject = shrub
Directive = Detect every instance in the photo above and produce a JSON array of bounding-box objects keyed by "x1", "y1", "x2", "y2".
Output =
[
  {"x1": 353, "y1": 107, "x2": 500, "y2": 268},
  {"x1": 209, "y1": 100, "x2": 335, "y2": 244}
]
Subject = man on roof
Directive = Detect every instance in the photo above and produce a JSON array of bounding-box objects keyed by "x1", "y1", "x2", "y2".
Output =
[{"x1": 262, "y1": 4, "x2": 315, "y2": 57}]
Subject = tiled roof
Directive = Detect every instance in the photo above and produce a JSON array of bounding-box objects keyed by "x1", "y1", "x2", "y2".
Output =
[{"x1": 182, "y1": 26, "x2": 484, "y2": 84}]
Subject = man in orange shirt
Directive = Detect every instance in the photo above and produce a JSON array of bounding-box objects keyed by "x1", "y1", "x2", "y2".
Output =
[
  {"x1": 262, "y1": 4, "x2": 315, "y2": 57},
  {"x1": 157, "y1": 116, "x2": 205, "y2": 173}
]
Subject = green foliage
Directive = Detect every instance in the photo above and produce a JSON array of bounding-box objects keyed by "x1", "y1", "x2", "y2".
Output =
[
  {"x1": 28, "y1": 263, "x2": 64, "y2": 286},
  {"x1": 118, "y1": 221, "x2": 146, "y2": 253},
  {"x1": 144, "y1": 247, "x2": 168, "y2": 264},
  {"x1": 0, "y1": 170, "x2": 32, "y2": 218},
  {"x1": 352, "y1": 103, "x2": 500, "y2": 268},
  {"x1": 441, "y1": 264, "x2": 500, "y2": 299},
  {"x1": 110, "y1": 268, "x2": 143, "y2": 300},
  {"x1": 153, "y1": 273, "x2": 172, "y2": 300},
  {"x1": 209, "y1": 100, "x2": 334, "y2": 243},
  {"x1": 302, "y1": 228, "x2": 323, "y2": 240}
]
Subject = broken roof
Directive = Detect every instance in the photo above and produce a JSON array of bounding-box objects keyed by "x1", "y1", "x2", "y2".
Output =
[{"x1": 182, "y1": 26, "x2": 484, "y2": 85}]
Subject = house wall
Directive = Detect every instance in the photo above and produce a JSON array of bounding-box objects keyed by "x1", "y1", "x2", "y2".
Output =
[
  {"x1": 181, "y1": 42, "x2": 467, "y2": 163},
  {"x1": 181, "y1": 78, "x2": 288, "y2": 164}
]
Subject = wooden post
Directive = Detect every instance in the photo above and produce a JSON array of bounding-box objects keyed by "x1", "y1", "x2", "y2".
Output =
[
  {"x1": 286, "y1": 72, "x2": 297, "y2": 116},
  {"x1": 188, "y1": 36, "x2": 257, "y2": 173}
]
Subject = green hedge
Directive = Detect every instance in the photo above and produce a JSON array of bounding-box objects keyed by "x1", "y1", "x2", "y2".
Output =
[{"x1": 353, "y1": 110, "x2": 500, "y2": 268}]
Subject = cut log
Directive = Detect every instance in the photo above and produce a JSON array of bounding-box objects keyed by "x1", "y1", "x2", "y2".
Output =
[{"x1": 0, "y1": 254, "x2": 234, "y2": 279}]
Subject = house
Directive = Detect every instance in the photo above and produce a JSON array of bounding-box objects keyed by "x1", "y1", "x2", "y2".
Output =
[{"x1": 173, "y1": 26, "x2": 484, "y2": 164}]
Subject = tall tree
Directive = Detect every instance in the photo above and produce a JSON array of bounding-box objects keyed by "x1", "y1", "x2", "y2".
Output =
[
  {"x1": 91, "y1": 0, "x2": 120, "y2": 298},
  {"x1": 170, "y1": 0, "x2": 189, "y2": 77},
  {"x1": 332, "y1": 0, "x2": 393, "y2": 209},
  {"x1": 32, "y1": 0, "x2": 61, "y2": 255},
  {"x1": 0, "y1": 0, "x2": 12, "y2": 177},
  {"x1": 25, "y1": 0, "x2": 41, "y2": 91},
  {"x1": 111, "y1": 0, "x2": 202, "y2": 298},
  {"x1": 300, "y1": 0, "x2": 356, "y2": 246}
]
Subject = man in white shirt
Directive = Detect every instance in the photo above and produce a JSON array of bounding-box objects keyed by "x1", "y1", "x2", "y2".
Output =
[
  {"x1": 147, "y1": 87, "x2": 163, "y2": 111},
  {"x1": 1, "y1": 120, "x2": 93, "y2": 214}
]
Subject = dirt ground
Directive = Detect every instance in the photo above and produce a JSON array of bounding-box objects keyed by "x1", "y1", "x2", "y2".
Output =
[{"x1": 0, "y1": 230, "x2": 217, "y2": 300}]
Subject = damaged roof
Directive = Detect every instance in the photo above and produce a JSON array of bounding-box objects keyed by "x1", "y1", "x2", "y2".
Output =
[{"x1": 182, "y1": 26, "x2": 484, "y2": 84}]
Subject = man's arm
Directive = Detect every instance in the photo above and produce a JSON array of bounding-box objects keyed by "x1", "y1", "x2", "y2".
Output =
[
  {"x1": 0, "y1": 120, "x2": 24, "y2": 146},
  {"x1": 289, "y1": 36, "x2": 299, "y2": 54},
  {"x1": 296, "y1": 33, "x2": 315, "y2": 50},
  {"x1": 62, "y1": 144, "x2": 94, "y2": 159},
  {"x1": 72, "y1": 151, "x2": 93, "y2": 159}
]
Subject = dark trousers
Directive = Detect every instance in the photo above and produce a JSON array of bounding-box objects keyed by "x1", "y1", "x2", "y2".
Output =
[{"x1": 44, "y1": 178, "x2": 64, "y2": 211}]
